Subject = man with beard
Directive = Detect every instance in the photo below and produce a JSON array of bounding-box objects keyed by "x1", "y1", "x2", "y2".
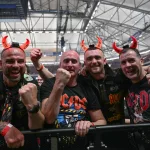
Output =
[
  {"x1": 0, "y1": 36, "x2": 44, "y2": 150},
  {"x1": 119, "y1": 46, "x2": 150, "y2": 150},
  {"x1": 78, "y1": 44, "x2": 133, "y2": 149},
  {"x1": 40, "y1": 50, "x2": 106, "y2": 150}
]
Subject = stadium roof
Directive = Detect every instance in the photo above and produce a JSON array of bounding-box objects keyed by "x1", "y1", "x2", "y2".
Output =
[{"x1": 0, "y1": 0, "x2": 150, "y2": 63}]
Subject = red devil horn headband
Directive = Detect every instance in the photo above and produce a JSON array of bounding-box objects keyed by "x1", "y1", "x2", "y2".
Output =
[
  {"x1": 2, "y1": 36, "x2": 30, "y2": 50},
  {"x1": 80, "y1": 36, "x2": 102, "y2": 51},
  {"x1": 112, "y1": 36, "x2": 137, "y2": 54}
]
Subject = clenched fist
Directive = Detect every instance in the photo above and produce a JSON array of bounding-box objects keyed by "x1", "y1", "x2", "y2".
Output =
[
  {"x1": 19, "y1": 83, "x2": 38, "y2": 108},
  {"x1": 4, "y1": 126, "x2": 24, "y2": 148},
  {"x1": 30, "y1": 48, "x2": 42, "y2": 63},
  {"x1": 55, "y1": 68, "x2": 71, "y2": 87}
]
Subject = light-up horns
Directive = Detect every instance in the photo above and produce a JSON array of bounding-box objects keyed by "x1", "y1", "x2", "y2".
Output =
[
  {"x1": 2, "y1": 36, "x2": 30, "y2": 50},
  {"x1": 80, "y1": 36, "x2": 102, "y2": 51},
  {"x1": 112, "y1": 36, "x2": 138, "y2": 54}
]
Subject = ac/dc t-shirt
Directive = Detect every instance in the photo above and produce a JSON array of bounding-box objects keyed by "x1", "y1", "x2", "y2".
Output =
[
  {"x1": 40, "y1": 77, "x2": 101, "y2": 128},
  {"x1": 126, "y1": 76, "x2": 150, "y2": 123}
]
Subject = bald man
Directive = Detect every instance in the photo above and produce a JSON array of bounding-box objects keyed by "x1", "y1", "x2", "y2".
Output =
[{"x1": 40, "y1": 50, "x2": 106, "y2": 150}]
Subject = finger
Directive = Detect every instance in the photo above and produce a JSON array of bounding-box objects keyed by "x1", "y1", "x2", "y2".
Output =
[{"x1": 21, "y1": 139, "x2": 24, "y2": 147}]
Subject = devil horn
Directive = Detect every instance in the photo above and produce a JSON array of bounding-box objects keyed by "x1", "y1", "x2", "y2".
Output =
[
  {"x1": 130, "y1": 36, "x2": 137, "y2": 49},
  {"x1": 80, "y1": 40, "x2": 88, "y2": 51},
  {"x1": 95, "y1": 37, "x2": 102, "y2": 49},
  {"x1": 20, "y1": 39, "x2": 30, "y2": 50},
  {"x1": 2, "y1": 36, "x2": 11, "y2": 49},
  {"x1": 112, "y1": 42, "x2": 123, "y2": 54}
]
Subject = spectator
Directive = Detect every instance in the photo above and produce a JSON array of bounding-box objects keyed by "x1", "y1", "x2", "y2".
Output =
[
  {"x1": 40, "y1": 50, "x2": 106, "y2": 150},
  {"x1": 0, "y1": 36, "x2": 44, "y2": 150},
  {"x1": 118, "y1": 44, "x2": 150, "y2": 150},
  {"x1": 37, "y1": 75, "x2": 43, "y2": 86}
]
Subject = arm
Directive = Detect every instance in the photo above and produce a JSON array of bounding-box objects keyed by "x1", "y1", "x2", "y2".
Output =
[
  {"x1": 75, "y1": 109, "x2": 106, "y2": 137},
  {"x1": 19, "y1": 83, "x2": 45, "y2": 129},
  {"x1": 0, "y1": 122, "x2": 24, "y2": 148},
  {"x1": 30, "y1": 48, "x2": 54, "y2": 80},
  {"x1": 41, "y1": 68, "x2": 71, "y2": 124}
]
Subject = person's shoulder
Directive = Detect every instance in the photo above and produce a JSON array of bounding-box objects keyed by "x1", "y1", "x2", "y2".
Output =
[
  {"x1": 77, "y1": 74, "x2": 92, "y2": 85},
  {"x1": 23, "y1": 74, "x2": 38, "y2": 85},
  {"x1": 41, "y1": 77, "x2": 56, "y2": 87}
]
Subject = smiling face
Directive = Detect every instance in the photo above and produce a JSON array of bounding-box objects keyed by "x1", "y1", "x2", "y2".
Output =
[
  {"x1": 119, "y1": 49, "x2": 145, "y2": 83},
  {"x1": 84, "y1": 49, "x2": 106, "y2": 76},
  {"x1": 1, "y1": 48, "x2": 26, "y2": 84},
  {"x1": 60, "y1": 51, "x2": 81, "y2": 78}
]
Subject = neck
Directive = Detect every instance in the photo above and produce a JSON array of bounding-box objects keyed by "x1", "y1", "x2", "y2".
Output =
[
  {"x1": 67, "y1": 76, "x2": 77, "y2": 87},
  {"x1": 90, "y1": 69, "x2": 105, "y2": 80},
  {"x1": 3, "y1": 75, "x2": 19, "y2": 87},
  {"x1": 132, "y1": 69, "x2": 146, "y2": 84}
]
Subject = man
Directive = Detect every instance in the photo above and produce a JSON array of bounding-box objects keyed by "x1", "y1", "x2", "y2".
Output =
[
  {"x1": 0, "y1": 36, "x2": 44, "y2": 150},
  {"x1": 119, "y1": 46, "x2": 150, "y2": 149},
  {"x1": 37, "y1": 75, "x2": 43, "y2": 86},
  {"x1": 40, "y1": 50, "x2": 106, "y2": 150}
]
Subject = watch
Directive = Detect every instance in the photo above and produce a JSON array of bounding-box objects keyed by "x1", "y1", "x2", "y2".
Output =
[{"x1": 27, "y1": 101, "x2": 41, "y2": 114}]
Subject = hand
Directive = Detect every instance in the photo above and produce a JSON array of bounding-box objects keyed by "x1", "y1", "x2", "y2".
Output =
[
  {"x1": 4, "y1": 126, "x2": 24, "y2": 148},
  {"x1": 79, "y1": 66, "x2": 87, "y2": 76},
  {"x1": 19, "y1": 83, "x2": 38, "y2": 108},
  {"x1": 30, "y1": 48, "x2": 42, "y2": 63},
  {"x1": 75, "y1": 120, "x2": 92, "y2": 137},
  {"x1": 55, "y1": 68, "x2": 71, "y2": 87}
]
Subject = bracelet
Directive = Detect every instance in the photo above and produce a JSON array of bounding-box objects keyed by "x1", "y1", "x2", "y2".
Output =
[
  {"x1": 36, "y1": 64, "x2": 44, "y2": 71},
  {"x1": 91, "y1": 122, "x2": 95, "y2": 127},
  {"x1": 1, "y1": 123, "x2": 13, "y2": 136}
]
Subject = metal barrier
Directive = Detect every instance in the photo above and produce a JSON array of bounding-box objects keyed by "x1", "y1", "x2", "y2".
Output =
[{"x1": 1, "y1": 123, "x2": 150, "y2": 150}]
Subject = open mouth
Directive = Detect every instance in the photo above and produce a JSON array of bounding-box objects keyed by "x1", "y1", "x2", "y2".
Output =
[
  {"x1": 10, "y1": 72, "x2": 20, "y2": 77},
  {"x1": 126, "y1": 68, "x2": 136, "y2": 76}
]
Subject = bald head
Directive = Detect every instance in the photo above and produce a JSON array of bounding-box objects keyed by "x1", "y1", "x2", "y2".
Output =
[
  {"x1": 60, "y1": 50, "x2": 80, "y2": 64},
  {"x1": 59, "y1": 50, "x2": 81, "y2": 78}
]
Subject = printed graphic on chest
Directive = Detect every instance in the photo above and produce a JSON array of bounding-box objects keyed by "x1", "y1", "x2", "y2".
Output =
[
  {"x1": 60, "y1": 94, "x2": 87, "y2": 110},
  {"x1": 110, "y1": 85, "x2": 119, "y2": 92}
]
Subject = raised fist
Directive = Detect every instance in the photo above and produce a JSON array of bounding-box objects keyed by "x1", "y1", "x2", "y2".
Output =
[
  {"x1": 19, "y1": 83, "x2": 38, "y2": 107},
  {"x1": 30, "y1": 48, "x2": 42, "y2": 63},
  {"x1": 55, "y1": 68, "x2": 71, "y2": 86}
]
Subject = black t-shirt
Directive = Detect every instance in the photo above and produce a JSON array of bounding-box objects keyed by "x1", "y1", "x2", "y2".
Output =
[
  {"x1": 40, "y1": 77, "x2": 101, "y2": 149},
  {"x1": 126, "y1": 76, "x2": 150, "y2": 123},
  {"x1": 40, "y1": 77, "x2": 101, "y2": 128}
]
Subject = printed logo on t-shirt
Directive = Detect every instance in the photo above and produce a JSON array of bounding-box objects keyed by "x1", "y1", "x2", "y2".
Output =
[
  {"x1": 56, "y1": 94, "x2": 87, "y2": 128},
  {"x1": 126, "y1": 90, "x2": 150, "y2": 123}
]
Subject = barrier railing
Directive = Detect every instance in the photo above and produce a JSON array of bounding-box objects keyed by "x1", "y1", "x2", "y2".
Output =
[{"x1": 1, "y1": 123, "x2": 150, "y2": 150}]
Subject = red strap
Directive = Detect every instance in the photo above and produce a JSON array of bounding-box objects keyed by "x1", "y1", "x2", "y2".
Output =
[
  {"x1": 1, "y1": 123, "x2": 13, "y2": 136},
  {"x1": 36, "y1": 64, "x2": 44, "y2": 71}
]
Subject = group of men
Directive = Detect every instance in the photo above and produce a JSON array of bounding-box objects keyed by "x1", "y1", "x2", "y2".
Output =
[{"x1": 0, "y1": 36, "x2": 150, "y2": 150}]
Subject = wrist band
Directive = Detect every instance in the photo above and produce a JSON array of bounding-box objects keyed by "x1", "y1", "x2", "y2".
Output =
[
  {"x1": 91, "y1": 122, "x2": 95, "y2": 127},
  {"x1": 1, "y1": 123, "x2": 13, "y2": 136},
  {"x1": 36, "y1": 64, "x2": 44, "y2": 71}
]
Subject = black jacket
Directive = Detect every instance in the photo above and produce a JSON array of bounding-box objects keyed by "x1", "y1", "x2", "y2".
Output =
[{"x1": 78, "y1": 64, "x2": 131, "y2": 124}]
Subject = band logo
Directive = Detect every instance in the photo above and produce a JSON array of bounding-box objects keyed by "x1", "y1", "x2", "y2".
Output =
[
  {"x1": 109, "y1": 93, "x2": 121, "y2": 104},
  {"x1": 60, "y1": 94, "x2": 87, "y2": 110},
  {"x1": 126, "y1": 90, "x2": 149, "y2": 111}
]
